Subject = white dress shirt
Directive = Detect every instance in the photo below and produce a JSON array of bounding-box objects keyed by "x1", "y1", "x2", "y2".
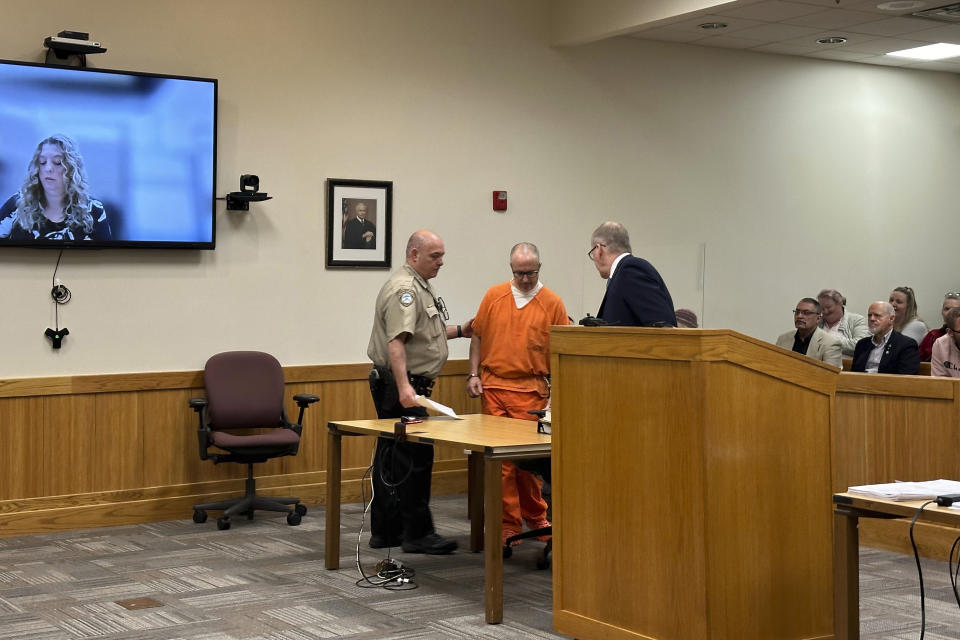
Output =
[{"x1": 865, "y1": 329, "x2": 893, "y2": 373}]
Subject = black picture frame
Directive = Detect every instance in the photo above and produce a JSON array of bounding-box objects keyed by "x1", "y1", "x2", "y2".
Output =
[{"x1": 326, "y1": 178, "x2": 392, "y2": 268}]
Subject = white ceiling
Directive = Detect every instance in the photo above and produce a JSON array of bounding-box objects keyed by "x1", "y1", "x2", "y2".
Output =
[{"x1": 624, "y1": 0, "x2": 960, "y2": 73}]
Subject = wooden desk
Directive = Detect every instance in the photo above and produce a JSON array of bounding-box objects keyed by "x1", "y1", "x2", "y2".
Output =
[
  {"x1": 324, "y1": 414, "x2": 550, "y2": 624},
  {"x1": 833, "y1": 492, "x2": 960, "y2": 639}
]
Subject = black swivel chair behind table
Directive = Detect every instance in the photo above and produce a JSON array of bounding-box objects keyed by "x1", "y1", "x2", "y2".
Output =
[
  {"x1": 503, "y1": 409, "x2": 552, "y2": 569},
  {"x1": 189, "y1": 350, "x2": 318, "y2": 531}
]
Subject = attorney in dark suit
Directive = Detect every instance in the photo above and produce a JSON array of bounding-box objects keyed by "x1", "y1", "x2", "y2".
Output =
[
  {"x1": 588, "y1": 221, "x2": 676, "y2": 327},
  {"x1": 851, "y1": 301, "x2": 920, "y2": 375}
]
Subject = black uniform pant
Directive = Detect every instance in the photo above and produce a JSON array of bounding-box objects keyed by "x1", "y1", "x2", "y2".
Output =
[{"x1": 369, "y1": 370, "x2": 433, "y2": 542}]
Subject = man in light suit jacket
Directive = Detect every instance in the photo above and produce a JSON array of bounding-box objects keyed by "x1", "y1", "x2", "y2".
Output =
[
  {"x1": 817, "y1": 288, "x2": 870, "y2": 357},
  {"x1": 851, "y1": 301, "x2": 920, "y2": 375},
  {"x1": 588, "y1": 221, "x2": 676, "y2": 327},
  {"x1": 776, "y1": 298, "x2": 842, "y2": 367}
]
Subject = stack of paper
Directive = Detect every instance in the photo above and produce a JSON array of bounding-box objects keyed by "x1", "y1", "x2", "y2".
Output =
[{"x1": 847, "y1": 479, "x2": 960, "y2": 501}]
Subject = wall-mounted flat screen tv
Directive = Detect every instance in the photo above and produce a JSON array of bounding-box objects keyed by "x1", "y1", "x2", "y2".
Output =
[{"x1": 0, "y1": 59, "x2": 217, "y2": 249}]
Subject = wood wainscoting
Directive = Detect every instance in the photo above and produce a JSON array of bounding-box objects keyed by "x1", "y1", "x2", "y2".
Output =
[{"x1": 0, "y1": 360, "x2": 480, "y2": 537}]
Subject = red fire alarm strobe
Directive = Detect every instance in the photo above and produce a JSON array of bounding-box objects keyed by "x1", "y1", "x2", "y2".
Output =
[{"x1": 493, "y1": 190, "x2": 507, "y2": 211}]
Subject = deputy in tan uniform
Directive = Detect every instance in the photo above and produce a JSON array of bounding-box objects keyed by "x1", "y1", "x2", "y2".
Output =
[{"x1": 366, "y1": 229, "x2": 472, "y2": 554}]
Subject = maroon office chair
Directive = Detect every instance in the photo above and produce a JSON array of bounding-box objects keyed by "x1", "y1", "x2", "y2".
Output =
[{"x1": 189, "y1": 351, "x2": 318, "y2": 530}]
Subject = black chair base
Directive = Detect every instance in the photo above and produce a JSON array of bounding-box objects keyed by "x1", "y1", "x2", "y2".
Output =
[
  {"x1": 503, "y1": 527, "x2": 552, "y2": 569},
  {"x1": 192, "y1": 463, "x2": 305, "y2": 530}
]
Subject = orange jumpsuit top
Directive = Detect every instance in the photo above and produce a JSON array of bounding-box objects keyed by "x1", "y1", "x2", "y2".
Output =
[{"x1": 473, "y1": 282, "x2": 569, "y2": 397}]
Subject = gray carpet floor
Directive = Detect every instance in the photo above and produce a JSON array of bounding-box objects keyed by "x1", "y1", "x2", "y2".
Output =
[{"x1": 0, "y1": 493, "x2": 956, "y2": 639}]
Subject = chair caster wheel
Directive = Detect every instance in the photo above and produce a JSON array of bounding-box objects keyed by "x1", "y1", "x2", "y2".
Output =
[
  {"x1": 294, "y1": 503, "x2": 307, "y2": 516},
  {"x1": 502, "y1": 545, "x2": 513, "y2": 559},
  {"x1": 192, "y1": 509, "x2": 207, "y2": 524},
  {"x1": 536, "y1": 557, "x2": 551, "y2": 570},
  {"x1": 287, "y1": 512, "x2": 302, "y2": 526},
  {"x1": 217, "y1": 516, "x2": 231, "y2": 530}
]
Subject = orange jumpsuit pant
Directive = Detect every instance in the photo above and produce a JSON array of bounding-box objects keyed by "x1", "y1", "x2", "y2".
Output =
[{"x1": 481, "y1": 386, "x2": 549, "y2": 542}]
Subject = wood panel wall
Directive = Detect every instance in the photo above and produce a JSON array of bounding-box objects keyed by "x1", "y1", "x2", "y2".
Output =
[
  {"x1": 0, "y1": 360, "x2": 480, "y2": 537},
  {"x1": 835, "y1": 372, "x2": 960, "y2": 555}
]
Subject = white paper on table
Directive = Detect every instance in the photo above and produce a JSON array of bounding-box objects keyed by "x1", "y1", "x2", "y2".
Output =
[
  {"x1": 415, "y1": 395, "x2": 461, "y2": 419},
  {"x1": 847, "y1": 479, "x2": 960, "y2": 501}
]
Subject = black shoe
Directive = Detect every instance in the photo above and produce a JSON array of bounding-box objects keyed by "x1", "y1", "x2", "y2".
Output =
[
  {"x1": 369, "y1": 534, "x2": 401, "y2": 549},
  {"x1": 402, "y1": 533, "x2": 458, "y2": 555}
]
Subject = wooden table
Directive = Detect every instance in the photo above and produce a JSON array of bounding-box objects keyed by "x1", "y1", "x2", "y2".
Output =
[
  {"x1": 324, "y1": 414, "x2": 551, "y2": 624},
  {"x1": 833, "y1": 492, "x2": 960, "y2": 639}
]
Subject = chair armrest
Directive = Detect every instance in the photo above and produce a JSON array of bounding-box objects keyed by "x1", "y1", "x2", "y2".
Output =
[
  {"x1": 292, "y1": 393, "x2": 319, "y2": 428},
  {"x1": 189, "y1": 398, "x2": 211, "y2": 460},
  {"x1": 293, "y1": 393, "x2": 319, "y2": 408}
]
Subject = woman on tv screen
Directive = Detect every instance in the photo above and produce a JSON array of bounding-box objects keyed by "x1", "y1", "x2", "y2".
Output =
[{"x1": 0, "y1": 134, "x2": 111, "y2": 241}]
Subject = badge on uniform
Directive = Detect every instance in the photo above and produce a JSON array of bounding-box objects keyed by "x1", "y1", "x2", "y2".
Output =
[{"x1": 398, "y1": 289, "x2": 415, "y2": 307}]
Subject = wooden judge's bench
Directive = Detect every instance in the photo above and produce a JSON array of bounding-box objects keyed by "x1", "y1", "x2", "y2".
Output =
[{"x1": 547, "y1": 326, "x2": 960, "y2": 640}]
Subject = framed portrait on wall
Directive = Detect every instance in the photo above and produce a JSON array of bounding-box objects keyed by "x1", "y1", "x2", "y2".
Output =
[{"x1": 326, "y1": 178, "x2": 392, "y2": 268}]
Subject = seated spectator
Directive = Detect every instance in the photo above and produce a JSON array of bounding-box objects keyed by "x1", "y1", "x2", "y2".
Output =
[
  {"x1": 817, "y1": 288, "x2": 869, "y2": 357},
  {"x1": 852, "y1": 301, "x2": 920, "y2": 375},
  {"x1": 919, "y1": 292, "x2": 960, "y2": 361},
  {"x1": 931, "y1": 307, "x2": 960, "y2": 377},
  {"x1": 675, "y1": 308, "x2": 698, "y2": 328},
  {"x1": 889, "y1": 286, "x2": 928, "y2": 345},
  {"x1": 775, "y1": 298, "x2": 842, "y2": 367}
]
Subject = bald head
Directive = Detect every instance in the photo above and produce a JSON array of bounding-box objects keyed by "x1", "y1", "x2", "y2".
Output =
[
  {"x1": 509, "y1": 242, "x2": 540, "y2": 262},
  {"x1": 406, "y1": 230, "x2": 445, "y2": 280},
  {"x1": 509, "y1": 242, "x2": 541, "y2": 293}
]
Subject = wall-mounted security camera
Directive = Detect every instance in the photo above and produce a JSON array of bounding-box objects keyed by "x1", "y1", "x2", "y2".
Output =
[{"x1": 226, "y1": 174, "x2": 272, "y2": 211}]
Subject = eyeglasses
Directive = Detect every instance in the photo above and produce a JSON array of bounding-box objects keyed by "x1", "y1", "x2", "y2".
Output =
[
  {"x1": 434, "y1": 296, "x2": 450, "y2": 321},
  {"x1": 587, "y1": 243, "x2": 606, "y2": 260},
  {"x1": 512, "y1": 270, "x2": 539, "y2": 279},
  {"x1": 793, "y1": 309, "x2": 820, "y2": 317}
]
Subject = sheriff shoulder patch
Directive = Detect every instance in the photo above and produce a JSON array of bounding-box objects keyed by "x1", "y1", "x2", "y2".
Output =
[{"x1": 398, "y1": 289, "x2": 415, "y2": 307}]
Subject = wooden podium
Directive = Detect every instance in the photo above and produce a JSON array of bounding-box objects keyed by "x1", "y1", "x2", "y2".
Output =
[{"x1": 550, "y1": 327, "x2": 839, "y2": 640}]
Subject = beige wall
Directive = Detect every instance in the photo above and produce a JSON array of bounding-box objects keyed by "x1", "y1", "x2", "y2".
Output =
[{"x1": 1, "y1": 0, "x2": 959, "y2": 378}]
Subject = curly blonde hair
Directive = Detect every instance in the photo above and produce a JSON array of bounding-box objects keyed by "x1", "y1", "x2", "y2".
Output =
[{"x1": 15, "y1": 134, "x2": 94, "y2": 235}]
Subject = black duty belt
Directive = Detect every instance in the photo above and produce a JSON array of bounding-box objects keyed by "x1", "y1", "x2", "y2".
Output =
[{"x1": 370, "y1": 366, "x2": 435, "y2": 398}]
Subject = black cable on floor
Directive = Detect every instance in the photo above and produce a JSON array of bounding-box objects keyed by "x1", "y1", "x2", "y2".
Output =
[
  {"x1": 909, "y1": 500, "x2": 935, "y2": 639},
  {"x1": 949, "y1": 534, "x2": 960, "y2": 610},
  {"x1": 354, "y1": 451, "x2": 416, "y2": 591}
]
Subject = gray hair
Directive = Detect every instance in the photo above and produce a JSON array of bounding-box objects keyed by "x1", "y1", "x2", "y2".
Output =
[
  {"x1": 798, "y1": 297, "x2": 821, "y2": 314},
  {"x1": 817, "y1": 289, "x2": 846, "y2": 307},
  {"x1": 590, "y1": 221, "x2": 632, "y2": 254},
  {"x1": 876, "y1": 301, "x2": 895, "y2": 317}
]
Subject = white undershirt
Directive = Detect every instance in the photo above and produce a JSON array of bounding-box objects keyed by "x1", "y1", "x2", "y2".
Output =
[{"x1": 511, "y1": 281, "x2": 543, "y2": 309}]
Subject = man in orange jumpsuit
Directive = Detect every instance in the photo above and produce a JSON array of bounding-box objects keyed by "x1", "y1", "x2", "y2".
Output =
[{"x1": 466, "y1": 242, "x2": 569, "y2": 545}]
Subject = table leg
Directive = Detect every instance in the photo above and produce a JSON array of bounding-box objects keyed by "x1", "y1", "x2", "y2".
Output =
[
  {"x1": 325, "y1": 427, "x2": 342, "y2": 570},
  {"x1": 484, "y1": 455, "x2": 503, "y2": 624},
  {"x1": 469, "y1": 451, "x2": 484, "y2": 552},
  {"x1": 833, "y1": 507, "x2": 860, "y2": 640}
]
